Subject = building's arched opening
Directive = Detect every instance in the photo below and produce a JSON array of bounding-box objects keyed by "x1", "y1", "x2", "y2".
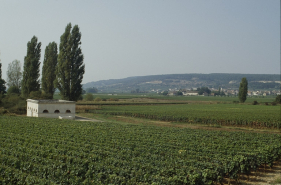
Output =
[
  {"x1": 43, "y1": 110, "x2": 49, "y2": 113},
  {"x1": 54, "y1": 110, "x2": 60, "y2": 113},
  {"x1": 66, "y1": 110, "x2": 71, "y2": 113}
]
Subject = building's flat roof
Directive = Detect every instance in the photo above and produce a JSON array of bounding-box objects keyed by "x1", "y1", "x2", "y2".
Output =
[{"x1": 26, "y1": 99, "x2": 75, "y2": 104}]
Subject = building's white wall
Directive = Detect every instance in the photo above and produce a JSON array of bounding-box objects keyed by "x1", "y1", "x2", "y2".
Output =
[
  {"x1": 38, "y1": 103, "x2": 75, "y2": 114},
  {"x1": 26, "y1": 100, "x2": 75, "y2": 119},
  {"x1": 27, "y1": 102, "x2": 39, "y2": 117}
]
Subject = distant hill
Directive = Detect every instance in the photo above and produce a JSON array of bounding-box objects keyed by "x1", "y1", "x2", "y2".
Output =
[{"x1": 83, "y1": 73, "x2": 281, "y2": 93}]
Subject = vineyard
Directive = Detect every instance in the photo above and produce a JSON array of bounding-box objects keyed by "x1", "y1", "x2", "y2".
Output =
[
  {"x1": 93, "y1": 104, "x2": 281, "y2": 129},
  {"x1": 1, "y1": 116, "x2": 281, "y2": 184}
]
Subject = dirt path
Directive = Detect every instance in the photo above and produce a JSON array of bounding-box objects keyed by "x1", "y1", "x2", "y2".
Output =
[{"x1": 75, "y1": 115, "x2": 103, "y2": 122}]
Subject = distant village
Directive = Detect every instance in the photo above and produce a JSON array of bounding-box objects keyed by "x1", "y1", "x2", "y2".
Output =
[{"x1": 151, "y1": 88, "x2": 281, "y2": 97}]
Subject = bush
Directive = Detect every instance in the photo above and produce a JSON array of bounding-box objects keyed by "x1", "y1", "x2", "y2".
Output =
[
  {"x1": 233, "y1": 101, "x2": 239, "y2": 104},
  {"x1": 78, "y1": 94, "x2": 83, "y2": 101},
  {"x1": 275, "y1": 95, "x2": 281, "y2": 104},
  {"x1": 7, "y1": 86, "x2": 20, "y2": 95},
  {"x1": 94, "y1": 97, "x2": 102, "y2": 102},
  {"x1": 252, "y1": 101, "x2": 258, "y2": 105},
  {"x1": 102, "y1": 98, "x2": 106, "y2": 101},
  {"x1": 85, "y1": 93, "x2": 94, "y2": 101},
  {"x1": 29, "y1": 91, "x2": 42, "y2": 99},
  {"x1": 1, "y1": 94, "x2": 26, "y2": 114},
  {"x1": 271, "y1": 102, "x2": 277, "y2": 106},
  {"x1": 109, "y1": 98, "x2": 119, "y2": 101},
  {"x1": 265, "y1": 102, "x2": 268, "y2": 105},
  {"x1": 0, "y1": 107, "x2": 8, "y2": 114},
  {"x1": 41, "y1": 92, "x2": 53, "y2": 99}
]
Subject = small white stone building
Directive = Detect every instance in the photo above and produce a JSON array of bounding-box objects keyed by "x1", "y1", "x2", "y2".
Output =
[{"x1": 26, "y1": 99, "x2": 76, "y2": 119}]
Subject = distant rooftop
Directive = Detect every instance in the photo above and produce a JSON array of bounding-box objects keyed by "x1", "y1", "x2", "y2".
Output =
[{"x1": 26, "y1": 99, "x2": 75, "y2": 104}]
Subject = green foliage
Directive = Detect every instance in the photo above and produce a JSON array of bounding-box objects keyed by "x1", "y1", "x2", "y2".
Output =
[
  {"x1": 271, "y1": 102, "x2": 277, "y2": 106},
  {"x1": 275, "y1": 95, "x2": 281, "y2": 104},
  {"x1": 239, "y1": 77, "x2": 248, "y2": 103},
  {"x1": 27, "y1": 90, "x2": 52, "y2": 100},
  {"x1": 0, "y1": 78, "x2": 6, "y2": 95},
  {"x1": 1, "y1": 116, "x2": 281, "y2": 184},
  {"x1": 0, "y1": 62, "x2": 6, "y2": 94},
  {"x1": 41, "y1": 42, "x2": 58, "y2": 99},
  {"x1": 252, "y1": 100, "x2": 258, "y2": 105},
  {"x1": 6, "y1": 60, "x2": 22, "y2": 89},
  {"x1": 40, "y1": 92, "x2": 53, "y2": 99},
  {"x1": 85, "y1": 93, "x2": 94, "y2": 101},
  {"x1": 162, "y1": 91, "x2": 168, "y2": 96},
  {"x1": 0, "y1": 62, "x2": 2, "y2": 78},
  {"x1": 21, "y1": 36, "x2": 41, "y2": 98},
  {"x1": 176, "y1": 91, "x2": 183, "y2": 96},
  {"x1": 7, "y1": 86, "x2": 20, "y2": 95},
  {"x1": 213, "y1": 88, "x2": 225, "y2": 96},
  {"x1": 55, "y1": 23, "x2": 85, "y2": 101},
  {"x1": 29, "y1": 91, "x2": 42, "y2": 99},
  {"x1": 78, "y1": 94, "x2": 83, "y2": 101},
  {"x1": 197, "y1": 87, "x2": 211, "y2": 95},
  {"x1": 94, "y1": 97, "x2": 102, "y2": 102},
  {"x1": 1, "y1": 94, "x2": 26, "y2": 114}
]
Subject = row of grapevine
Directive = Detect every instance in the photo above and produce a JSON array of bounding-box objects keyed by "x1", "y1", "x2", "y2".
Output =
[
  {"x1": 1, "y1": 116, "x2": 281, "y2": 184},
  {"x1": 93, "y1": 104, "x2": 281, "y2": 129}
]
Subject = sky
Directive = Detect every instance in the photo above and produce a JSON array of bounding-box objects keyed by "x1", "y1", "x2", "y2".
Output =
[{"x1": 0, "y1": 0, "x2": 280, "y2": 84}]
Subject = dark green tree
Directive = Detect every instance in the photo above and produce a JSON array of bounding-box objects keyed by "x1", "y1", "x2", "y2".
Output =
[
  {"x1": 176, "y1": 91, "x2": 183, "y2": 96},
  {"x1": 0, "y1": 57, "x2": 5, "y2": 97},
  {"x1": 0, "y1": 78, "x2": 6, "y2": 95},
  {"x1": 21, "y1": 36, "x2": 41, "y2": 97},
  {"x1": 41, "y1": 42, "x2": 58, "y2": 99},
  {"x1": 0, "y1": 62, "x2": 2, "y2": 78},
  {"x1": 239, "y1": 77, "x2": 248, "y2": 103},
  {"x1": 275, "y1": 95, "x2": 281, "y2": 104},
  {"x1": 162, "y1": 91, "x2": 168, "y2": 96},
  {"x1": 55, "y1": 23, "x2": 85, "y2": 101},
  {"x1": 197, "y1": 87, "x2": 211, "y2": 95},
  {"x1": 0, "y1": 59, "x2": 6, "y2": 94}
]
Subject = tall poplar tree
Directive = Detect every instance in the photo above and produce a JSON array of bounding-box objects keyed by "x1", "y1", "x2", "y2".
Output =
[
  {"x1": 6, "y1": 60, "x2": 22, "y2": 89},
  {"x1": 0, "y1": 63, "x2": 2, "y2": 79},
  {"x1": 0, "y1": 62, "x2": 6, "y2": 95},
  {"x1": 21, "y1": 36, "x2": 41, "y2": 97},
  {"x1": 41, "y1": 42, "x2": 58, "y2": 98},
  {"x1": 0, "y1": 52, "x2": 2, "y2": 78},
  {"x1": 239, "y1": 77, "x2": 248, "y2": 103},
  {"x1": 55, "y1": 23, "x2": 85, "y2": 101}
]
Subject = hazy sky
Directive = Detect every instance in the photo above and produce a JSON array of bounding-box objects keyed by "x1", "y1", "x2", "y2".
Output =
[{"x1": 0, "y1": 0, "x2": 280, "y2": 84}]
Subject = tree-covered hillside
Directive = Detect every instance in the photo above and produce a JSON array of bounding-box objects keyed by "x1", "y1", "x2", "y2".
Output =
[{"x1": 83, "y1": 73, "x2": 281, "y2": 93}]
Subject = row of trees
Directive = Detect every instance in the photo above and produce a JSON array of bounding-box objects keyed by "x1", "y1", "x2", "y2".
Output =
[{"x1": 3, "y1": 23, "x2": 85, "y2": 101}]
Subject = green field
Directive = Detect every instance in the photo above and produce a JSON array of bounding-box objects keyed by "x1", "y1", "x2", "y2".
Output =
[
  {"x1": 1, "y1": 116, "x2": 281, "y2": 184},
  {"x1": 55, "y1": 92, "x2": 278, "y2": 104},
  {"x1": 93, "y1": 103, "x2": 281, "y2": 129}
]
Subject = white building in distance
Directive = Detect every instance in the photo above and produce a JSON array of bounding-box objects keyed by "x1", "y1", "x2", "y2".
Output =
[{"x1": 26, "y1": 99, "x2": 76, "y2": 119}]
